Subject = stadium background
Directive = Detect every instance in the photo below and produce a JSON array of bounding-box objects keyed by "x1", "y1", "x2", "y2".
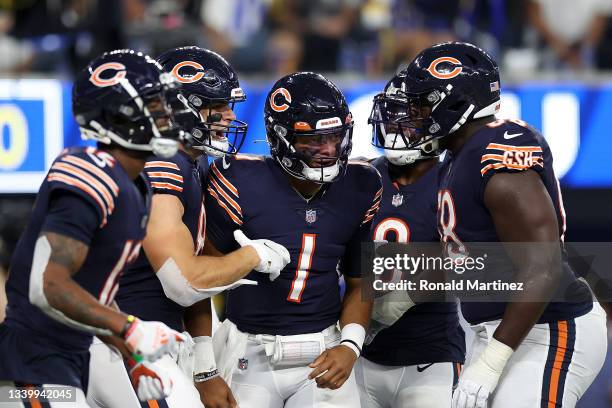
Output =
[{"x1": 0, "y1": 0, "x2": 611, "y2": 406}]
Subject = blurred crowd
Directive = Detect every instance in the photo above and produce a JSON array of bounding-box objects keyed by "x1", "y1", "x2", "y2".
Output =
[{"x1": 2, "y1": 0, "x2": 612, "y2": 78}]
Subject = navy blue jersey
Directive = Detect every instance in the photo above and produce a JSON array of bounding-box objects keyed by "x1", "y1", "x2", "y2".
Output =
[
  {"x1": 437, "y1": 119, "x2": 592, "y2": 324},
  {"x1": 116, "y1": 150, "x2": 208, "y2": 331},
  {"x1": 363, "y1": 156, "x2": 465, "y2": 366},
  {"x1": 205, "y1": 155, "x2": 382, "y2": 335},
  {"x1": 3, "y1": 147, "x2": 150, "y2": 353}
]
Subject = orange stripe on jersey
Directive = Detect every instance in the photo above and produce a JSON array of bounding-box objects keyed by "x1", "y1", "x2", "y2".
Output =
[
  {"x1": 207, "y1": 186, "x2": 243, "y2": 225},
  {"x1": 211, "y1": 162, "x2": 239, "y2": 197},
  {"x1": 52, "y1": 163, "x2": 115, "y2": 212},
  {"x1": 147, "y1": 171, "x2": 184, "y2": 183},
  {"x1": 61, "y1": 155, "x2": 119, "y2": 195},
  {"x1": 374, "y1": 187, "x2": 383, "y2": 199},
  {"x1": 486, "y1": 143, "x2": 543, "y2": 153},
  {"x1": 548, "y1": 321, "x2": 569, "y2": 408},
  {"x1": 151, "y1": 181, "x2": 183, "y2": 192},
  {"x1": 480, "y1": 163, "x2": 505, "y2": 176},
  {"x1": 366, "y1": 200, "x2": 381, "y2": 215},
  {"x1": 48, "y1": 173, "x2": 108, "y2": 225},
  {"x1": 504, "y1": 162, "x2": 540, "y2": 170},
  {"x1": 147, "y1": 401, "x2": 160, "y2": 408},
  {"x1": 362, "y1": 189, "x2": 382, "y2": 224},
  {"x1": 145, "y1": 161, "x2": 180, "y2": 170},
  {"x1": 480, "y1": 154, "x2": 504, "y2": 163},
  {"x1": 209, "y1": 176, "x2": 242, "y2": 216}
]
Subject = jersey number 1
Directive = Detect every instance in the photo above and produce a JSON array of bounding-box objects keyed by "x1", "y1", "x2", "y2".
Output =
[{"x1": 287, "y1": 233, "x2": 317, "y2": 303}]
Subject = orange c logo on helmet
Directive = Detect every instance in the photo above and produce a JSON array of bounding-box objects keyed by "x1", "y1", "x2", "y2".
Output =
[
  {"x1": 270, "y1": 88, "x2": 291, "y2": 112},
  {"x1": 426, "y1": 57, "x2": 463, "y2": 79},
  {"x1": 171, "y1": 61, "x2": 205, "y2": 83},
  {"x1": 89, "y1": 62, "x2": 127, "y2": 87}
]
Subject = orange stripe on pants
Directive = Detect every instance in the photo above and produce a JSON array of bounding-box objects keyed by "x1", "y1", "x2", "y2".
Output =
[
  {"x1": 148, "y1": 401, "x2": 160, "y2": 408},
  {"x1": 548, "y1": 321, "x2": 568, "y2": 408},
  {"x1": 25, "y1": 385, "x2": 42, "y2": 408}
]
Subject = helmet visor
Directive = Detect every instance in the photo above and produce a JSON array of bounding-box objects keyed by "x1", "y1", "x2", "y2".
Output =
[
  {"x1": 369, "y1": 93, "x2": 433, "y2": 150},
  {"x1": 291, "y1": 126, "x2": 352, "y2": 168}
]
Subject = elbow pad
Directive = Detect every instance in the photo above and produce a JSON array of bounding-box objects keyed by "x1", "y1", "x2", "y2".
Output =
[
  {"x1": 156, "y1": 258, "x2": 257, "y2": 307},
  {"x1": 29, "y1": 236, "x2": 112, "y2": 336}
]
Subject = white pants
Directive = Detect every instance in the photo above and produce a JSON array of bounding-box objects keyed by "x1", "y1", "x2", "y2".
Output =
[
  {"x1": 0, "y1": 382, "x2": 90, "y2": 407},
  {"x1": 86, "y1": 338, "x2": 203, "y2": 408},
  {"x1": 469, "y1": 302, "x2": 607, "y2": 408},
  {"x1": 225, "y1": 325, "x2": 361, "y2": 408},
  {"x1": 354, "y1": 359, "x2": 459, "y2": 408}
]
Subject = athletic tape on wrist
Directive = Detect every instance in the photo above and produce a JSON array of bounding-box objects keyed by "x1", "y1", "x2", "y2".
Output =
[{"x1": 193, "y1": 336, "x2": 217, "y2": 376}]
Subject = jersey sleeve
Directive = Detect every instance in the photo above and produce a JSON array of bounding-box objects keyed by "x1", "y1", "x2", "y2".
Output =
[
  {"x1": 41, "y1": 191, "x2": 99, "y2": 245},
  {"x1": 342, "y1": 166, "x2": 383, "y2": 278},
  {"x1": 46, "y1": 152, "x2": 119, "y2": 227},
  {"x1": 204, "y1": 158, "x2": 244, "y2": 253},
  {"x1": 144, "y1": 158, "x2": 187, "y2": 205},
  {"x1": 480, "y1": 123, "x2": 545, "y2": 187}
]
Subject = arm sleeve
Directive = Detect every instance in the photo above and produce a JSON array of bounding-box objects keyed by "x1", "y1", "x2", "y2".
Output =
[
  {"x1": 204, "y1": 159, "x2": 243, "y2": 253},
  {"x1": 41, "y1": 191, "x2": 99, "y2": 245}
]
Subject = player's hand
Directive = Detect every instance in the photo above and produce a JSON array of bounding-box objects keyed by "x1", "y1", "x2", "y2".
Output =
[
  {"x1": 129, "y1": 359, "x2": 173, "y2": 402},
  {"x1": 196, "y1": 376, "x2": 238, "y2": 408},
  {"x1": 452, "y1": 338, "x2": 513, "y2": 408},
  {"x1": 308, "y1": 345, "x2": 358, "y2": 390},
  {"x1": 122, "y1": 317, "x2": 185, "y2": 361},
  {"x1": 234, "y1": 230, "x2": 290, "y2": 280},
  {"x1": 452, "y1": 378, "x2": 489, "y2": 408}
]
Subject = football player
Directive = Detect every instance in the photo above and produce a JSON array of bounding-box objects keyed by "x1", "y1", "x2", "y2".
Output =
[
  {"x1": 353, "y1": 70, "x2": 466, "y2": 408},
  {"x1": 86, "y1": 47, "x2": 290, "y2": 408},
  {"x1": 398, "y1": 41, "x2": 606, "y2": 408},
  {"x1": 0, "y1": 50, "x2": 187, "y2": 406},
  {"x1": 203, "y1": 72, "x2": 382, "y2": 408}
]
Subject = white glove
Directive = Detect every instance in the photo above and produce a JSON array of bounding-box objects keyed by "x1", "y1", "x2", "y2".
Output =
[
  {"x1": 129, "y1": 359, "x2": 174, "y2": 401},
  {"x1": 234, "y1": 230, "x2": 290, "y2": 281},
  {"x1": 452, "y1": 338, "x2": 514, "y2": 408},
  {"x1": 365, "y1": 289, "x2": 415, "y2": 345},
  {"x1": 122, "y1": 317, "x2": 185, "y2": 362}
]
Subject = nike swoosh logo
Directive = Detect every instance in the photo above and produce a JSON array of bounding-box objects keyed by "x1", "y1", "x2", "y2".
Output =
[
  {"x1": 416, "y1": 363, "x2": 434, "y2": 372},
  {"x1": 222, "y1": 155, "x2": 231, "y2": 169},
  {"x1": 503, "y1": 131, "x2": 523, "y2": 139}
]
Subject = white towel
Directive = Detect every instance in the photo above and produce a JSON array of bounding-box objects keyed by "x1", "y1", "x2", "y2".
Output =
[{"x1": 212, "y1": 319, "x2": 248, "y2": 385}]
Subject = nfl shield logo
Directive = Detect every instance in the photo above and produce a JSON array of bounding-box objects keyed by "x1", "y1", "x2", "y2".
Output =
[
  {"x1": 305, "y1": 209, "x2": 317, "y2": 224},
  {"x1": 392, "y1": 193, "x2": 403, "y2": 207},
  {"x1": 238, "y1": 358, "x2": 248, "y2": 370}
]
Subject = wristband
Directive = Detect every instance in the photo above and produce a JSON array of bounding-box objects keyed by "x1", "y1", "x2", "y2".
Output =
[
  {"x1": 120, "y1": 315, "x2": 136, "y2": 339},
  {"x1": 193, "y1": 336, "x2": 217, "y2": 378},
  {"x1": 194, "y1": 369, "x2": 219, "y2": 383},
  {"x1": 340, "y1": 323, "x2": 365, "y2": 358}
]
